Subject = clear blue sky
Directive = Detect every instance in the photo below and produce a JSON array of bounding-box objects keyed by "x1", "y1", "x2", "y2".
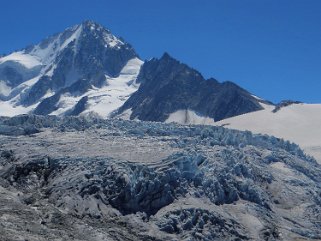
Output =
[{"x1": 1, "y1": 0, "x2": 320, "y2": 103}]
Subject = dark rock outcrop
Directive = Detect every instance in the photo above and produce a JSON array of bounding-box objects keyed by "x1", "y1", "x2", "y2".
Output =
[
  {"x1": 272, "y1": 100, "x2": 303, "y2": 113},
  {"x1": 118, "y1": 53, "x2": 264, "y2": 122}
]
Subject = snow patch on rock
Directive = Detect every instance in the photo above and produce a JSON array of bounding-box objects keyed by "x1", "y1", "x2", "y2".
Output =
[{"x1": 166, "y1": 109, "x2": 215, "y2": 125}]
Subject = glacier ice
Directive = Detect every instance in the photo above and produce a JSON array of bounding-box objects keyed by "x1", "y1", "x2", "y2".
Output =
[{"x1": 0, "y1": 115, "x2": 320, "y2": 240}]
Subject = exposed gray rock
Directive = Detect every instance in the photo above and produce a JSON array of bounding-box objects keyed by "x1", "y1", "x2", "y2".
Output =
[
  {"x1": 272, "y1": 100, "x2": 303, "y2": 113},
  {"x1": 67, "y1": 96, "x2": 89, "y2": 116}
]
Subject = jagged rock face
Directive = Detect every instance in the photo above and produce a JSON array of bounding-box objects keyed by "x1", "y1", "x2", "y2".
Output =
[
  {"x1": 118, "y1": 53, "x2": 264, "y2": 122},
  {"x1": 0, "y1": 115, "x2": 320, "y2": 240},
  {"x1": 74, "y1": 22, "x2": 137, "y2": 78},
  {"x1": 0, "y1": 21, "x2": 272, "y2": 122},
  {"x1": 0, "y1": 21, "x2": 275, "y2": 123}
]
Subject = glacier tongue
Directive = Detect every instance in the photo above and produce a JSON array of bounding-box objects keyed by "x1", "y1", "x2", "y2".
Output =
[{"x1": 0, "y1": 115, "x2": 320, "y2": 240}]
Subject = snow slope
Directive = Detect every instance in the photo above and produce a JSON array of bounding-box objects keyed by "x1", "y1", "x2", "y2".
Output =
[
  {"x1": 27, "y1": 24, "x2": 82, "y2": 66},
  {"x1": 0, "y1": 101, "x2": 36, "y2": 116},
  {"x1": 0, "y1": 52, "x2": 42, "y2": 69},
  {"x1": 0, "y1": 25, "x2": 83, "y2": 116},
  {"x1": 0, "y1": 81, "x2": 12, "y2": 96},
  {"x1": 0, "y1": 24, "x2": 82, "y2": 72},
  {"x1": 215, "y1": 103, "x2": 321, "y2": 163},
  {"x1": 82, "y1": 58, "x2": 143, "y2": 117},
  {"x1": 51, "y1": 58, "x2": 143, "y2": 117}
]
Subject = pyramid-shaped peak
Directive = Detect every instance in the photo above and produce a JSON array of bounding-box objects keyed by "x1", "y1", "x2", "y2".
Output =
[
  {"x1": 157, "y1": 52, "x2": 180, "y2": 64},
  {"x1": 81, "y1": 19, "x2": 98, "y2": 25},
  {"x1": 74, "y1": 20, "x2": 130, "y2": 50},
  {"x1": 81, "y1": 20, "x2": 101, "y2": 27},
  {"x1": 161, "y1": 52, "x2": 173, "y2": 60},
  {"x1": 79, "y1": 20, "x2": 111, "y2": 33}
]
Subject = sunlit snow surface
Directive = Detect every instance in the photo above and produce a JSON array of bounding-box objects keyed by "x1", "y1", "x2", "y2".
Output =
[
  {"x1": 0, "y1": 58, "x2": 142, "y2": 117},
  {"x1": 166, "y1": 109, "x2": 216, "y2": 125},
  {"x1": 49, "y1": 58, "x2": 143, "y2": 117},
  {"x1": 0, "y1": 51, "x2": 43, "y2": 69},
  {"x1": 215, "y1": 103, "x2": 321, "y2": 163},
  {"x1": 0, "y1": 81, "x2": 12, "y2": 96},
  {"x1": 28, "y1": 24, "x2": 83, "y2": 65},
  {"x1": 81, "y1": 58, "x2": 143, "y2": 118},
  {"x1": 0, "y1": 25, "x2": 82, "y2": 73}
]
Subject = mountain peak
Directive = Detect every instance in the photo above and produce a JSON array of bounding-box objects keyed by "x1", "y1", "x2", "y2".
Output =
[
  {"x1": 75, "y1": 21, "x2": 131, "y2": 51},
  {"x1": 1, "y1": 21, "x2": 266, "y2": 125},
  {"x1": 161, "y1": 52, "x2": 172, "y2": 59},
  {"x1": 81, "y1": 19, "x2": 99, "y2": 26},
  {"x1": 0, "y1": 20, "x2": 140, "y2": 116},
  {"x1": 24, "y1": 21, "x2": 127, "y2": 62},
  {"x1": 159, "y1": 52, "x2": 179, "y2": 63},
  {"x1": 80, "y1": 20, "x2": 110, "y2": 34}
]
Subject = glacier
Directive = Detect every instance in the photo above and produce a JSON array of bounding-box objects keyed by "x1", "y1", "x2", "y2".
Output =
[{"x1": 0, "y1": 115, "x2": 320, "y2": 240}]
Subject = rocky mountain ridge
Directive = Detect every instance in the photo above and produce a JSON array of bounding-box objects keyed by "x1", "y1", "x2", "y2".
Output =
[{"x1": 0, "y1": 21, "x2": 268, "y2": 121}]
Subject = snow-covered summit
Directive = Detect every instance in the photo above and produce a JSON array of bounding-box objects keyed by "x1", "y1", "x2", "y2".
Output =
[
  {"x1": 80, "y1": 20, "x2": 126, "y2": 49},
  {"x1": 0, "y1": 21, "x2": 140, "y2": 117},
  {"x1": 0, "y1": 21, "x2": 275, "y2": 122},
  {"x1": 1, "y1": 21, "x2": 131, "y2": 72}
]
